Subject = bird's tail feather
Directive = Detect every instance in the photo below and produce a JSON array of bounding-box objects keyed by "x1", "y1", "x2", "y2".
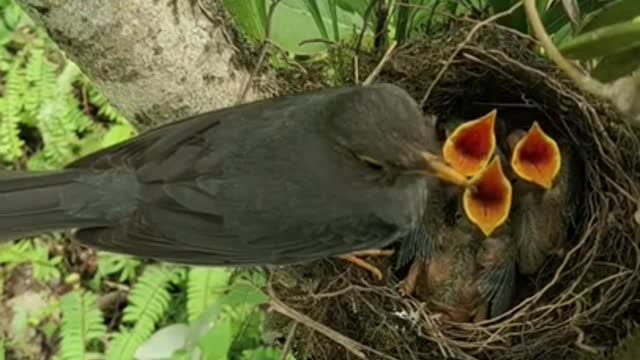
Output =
[{"x1": 0, "y1": 169, "x2": 130, "y2": 242}]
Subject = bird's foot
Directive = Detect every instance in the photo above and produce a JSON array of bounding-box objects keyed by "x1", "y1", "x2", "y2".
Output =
[
  {"x1": 399, "y1": 259, "x2": 422, "y2": 297},
  {"x1": 338, "y1": 249, "x2": 394, "y2": 281}
]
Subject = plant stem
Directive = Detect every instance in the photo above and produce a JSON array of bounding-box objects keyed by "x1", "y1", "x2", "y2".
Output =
[{"x1": 522, "y1": 0, "x2": 607, "y2": 97}]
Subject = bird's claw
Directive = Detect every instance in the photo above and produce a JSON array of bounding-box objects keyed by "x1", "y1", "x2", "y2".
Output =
[{"x1": 338, "y1": 249, "x2": 394, "y2": 281}]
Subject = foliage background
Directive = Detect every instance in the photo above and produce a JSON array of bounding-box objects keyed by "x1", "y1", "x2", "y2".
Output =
[{"x1": 0, "y1": 0, "x2": 639, "y2": 359}]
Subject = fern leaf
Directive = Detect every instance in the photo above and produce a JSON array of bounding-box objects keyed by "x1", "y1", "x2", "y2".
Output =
[
  {"x1": 105, "y1": 266, "x2": 173, "y2": 360},
  {"x1": 59, "y1": 290, "x2": 106, "y2": 360},
  {"x1": 186, "y1": 268, "x2": 230, "y2": 323},
  {"x1": 35, "y1": 98, "x2": 75, "y2": 168},
  {"x1": 23, "y1": 48, "x2": 57, "y2": 118},
  {"x1": 0, "y1": 62, "x2": 26, "y2": 162},
  {"x1": 0, "y1": 240, "x2": 61, "y2": 282},
  {"x1": 84, "y1": 84, "x2": 130, "y2": 125}
]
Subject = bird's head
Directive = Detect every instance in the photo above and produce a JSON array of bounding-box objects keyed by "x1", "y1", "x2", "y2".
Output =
[
  {"x1": 441, "y1": 110, "x2": 497, "y2": 178},
  {"x1": 435, "y1": 110, "x2": 511, "y2": 237},
  {"x1": 324, "y1": 83, "x2": 471, "y2": 188},
  {"x1": 507, "y1": 122, "x2": 561, "y2": 190},
  {"x1": 462, "y1": 157, "x2": 513, "y2": 237}
]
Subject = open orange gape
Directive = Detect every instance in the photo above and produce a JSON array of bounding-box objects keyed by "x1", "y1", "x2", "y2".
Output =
[
  {"x1": 443, "y1": 110, "x2": 497, "y2": 178},
  {"x1": 463, "y1": 158, "x2": 512, "y2": 236},
  {"x1": 442, "y1": 109, "x2": 512, "y2": 237},
  {"x1": 508, "y1": 122, "x2": 561, "y2": 190}
]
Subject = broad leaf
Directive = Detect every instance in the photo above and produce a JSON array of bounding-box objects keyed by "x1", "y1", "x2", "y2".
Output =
[
  {"x1": 579, "y1": 0, "x2": 640, "y2": 34},
  {"x1": 223, "y1": 0, "x2": 268, "y2": 41},
  {"x1": 593, "y1": 45, "x2": 640, "y2": 82},
  {"x1": 543, "y1": 0, "x2": 601, "y2": 34},
  {"x1": 302, "y1": 0, "x2": 330, "y2": 40},
  {"x1": 559, "y1": 18, "x2": 640, "y2": 60},
  {"x1": 198, "y1": 316, "x2": 234, "y2": 360},
  {"x1": 135, "y1": 324, "x2": 190, "y2": 360}
]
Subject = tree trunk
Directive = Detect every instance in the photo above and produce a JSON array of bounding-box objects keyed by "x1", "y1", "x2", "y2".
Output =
[{"x1": 15, "y1": 0, "x2": 271, "y2": 130}]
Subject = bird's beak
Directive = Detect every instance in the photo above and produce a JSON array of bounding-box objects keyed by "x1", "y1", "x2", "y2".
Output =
[
  {"x1": 443, "y1": 109, "x2": 497, "y2": 177},
  {"x1": 510, "y1": 122, "x2": 561, "y2": 190},
  {"x1": 420, "y1": 152, "x2": 471, "y2": 187},
  {"x1": 463, "y1": 157, "x2": 512, "y2": 237}
]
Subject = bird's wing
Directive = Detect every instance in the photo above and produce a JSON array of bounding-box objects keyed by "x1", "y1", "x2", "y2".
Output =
[
  {"x1": 67, "y1": 84, "x2": 414, "y2": 266},
  {"x1": 73, "y1": 208, "x2": 400, "y2": 266},
  {"x1": 478, "y1": 244, "x2": 517, "y2": 318}
]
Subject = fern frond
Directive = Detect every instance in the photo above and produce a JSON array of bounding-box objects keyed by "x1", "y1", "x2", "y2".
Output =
[
  {"x1": 0, "y1": 240, "x2": 61, "y2": 282},
  {"x1": 186, "y1": 268, "x2": 230, "y2": 323},
  {"x1": 84, "y1": 84, "x2": 130, "y2": 125},
  {"x1": 35, "y1": 97, "x2": 76, "y2": 169},
  {"x1": 59, "y1": 290, "x2": 106, "y2": 360},
  {"x1": 23, "y1": 48, "x2": 57, "y2": 119},
  {"x1": 0, "y1": 62, "x2": 26, "y2": 163},
  {"x1": 105, "y1": 266, "x2": 173, "y2": 360}
]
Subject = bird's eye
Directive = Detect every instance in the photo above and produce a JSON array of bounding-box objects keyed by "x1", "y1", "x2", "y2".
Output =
[{"x1": 357, "y1": 155, "x2": 386, "y2": 172}]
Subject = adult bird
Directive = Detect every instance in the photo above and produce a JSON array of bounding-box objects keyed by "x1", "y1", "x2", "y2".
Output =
[
  {"x1": 0, "y1": 83, "x2": 471, "y2": 271},
  {"x1": 507, "y1": 122, "x2": 582, "y2": 275}
]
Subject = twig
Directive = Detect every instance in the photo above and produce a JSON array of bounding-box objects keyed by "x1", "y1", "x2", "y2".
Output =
[
  {"x1": 280, "y1": 322, "x2": 298, "y2": 360},
  {"x1": 235, "y1": 0, "x2": 282, "y2": 104},
  {"x1": 572, "y1": 325, "x2": 599, "y2": 354},
  {"x1": 268, "y1": 295, "x2": 367, "y2": 359},
  {"x1": 522, "y1": 0, "x2": 606, "y2": 98},
  {"x1": 267, "y1": 283, "x2": 400, "y2": 360},
  {"x1": 419, "y1": 1, "x2": 523, "y2": 107},
  {"x1": 363, "y1": 41, "x2": 397, "y2": 86}
]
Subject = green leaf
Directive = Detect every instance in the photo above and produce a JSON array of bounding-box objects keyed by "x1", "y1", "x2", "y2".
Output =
[
  {"x1": 395, "y1": 0, "x2": 435, "y2": 42},
  {"x1": 328, "y1": 0, "x2": 339, "y2": 41},
  {"x1": 198, "y1": 316, "x2": 234, "y2": 360},
  {"x1": 59, "y1": 290, "x2": 107, "y2": 360},
  {"x1": 220, "y1": 282, "x2": 267, "y2": 308},
  {"x1": 223, "y1": 0, "x2": 268, "y2": 41},
  {"x1": 101, "y1": 124, "x2": 136, "y2": 148},
  {"x1": 186, "y1": 268, "x2": 230, "y2": 323},
  {"x1": 559, "y1": 18, "x2": 640, "y2": 60},
  {"x1": 592, "y1": 45, "x2": 640, "y2": 82},
  {"x1": 487, "y1": 0, "x2": 529, "y2": 33},
  {"x1": 134, "y1": 324, "x2": 190, "y2": 360},
  {"x1": 241, "y1": 347, "x2": 289, "y2": 360},
  {"x1": 301, "y1": 0, "x2": 330, "y2": 40},
  {"x1": 335, "y1": 0, "x2": 370, "y2": 16},
  {"x1": 543, "y1": 0, "x2": 602, "y2": 34},
  {"x1": 105, "y1": 266, "x2": 174, "y2": 360},
  {"x1": 579, "y1": 0, "x2": 640, "y2": 34},
  {"x1": 269, "y1": 0, "x2": 365, "y2": 55}
]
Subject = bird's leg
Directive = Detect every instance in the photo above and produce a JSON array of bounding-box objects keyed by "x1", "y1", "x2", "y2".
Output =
[
  {"x1": 337, "y1": 249, "x2": 394, "y2": 281},
  {"x1": 473, "y1": 302, "x2": 489, "y2": 323},
  {"x1": 399, "y1": 259, "x2": 422, "y2": 297}
]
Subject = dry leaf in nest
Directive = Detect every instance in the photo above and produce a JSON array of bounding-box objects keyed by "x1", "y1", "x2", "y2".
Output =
[{"x1": 263, "y1": 21, "x2": 640, "y2": 360}]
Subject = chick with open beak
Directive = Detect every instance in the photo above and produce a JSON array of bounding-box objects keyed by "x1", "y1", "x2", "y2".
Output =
[
  {"x1": 399, "y1": 111, "x2": 516, "y2": 321},
  {"x1": 441, "y1": 110, "x2": 512, "y2": 237},
  {"x1": 507, "y1": 122, "x2": 582, "y2": 275}
]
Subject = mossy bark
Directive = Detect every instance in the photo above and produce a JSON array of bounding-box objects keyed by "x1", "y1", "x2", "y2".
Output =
[{"x1": 14, "y1": 0, "x2": 271, "y2": 130}]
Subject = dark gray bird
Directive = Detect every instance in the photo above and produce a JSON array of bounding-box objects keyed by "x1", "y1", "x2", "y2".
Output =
[{"x1": 0, "y1": 83, "x2": 470, "y2": 270}]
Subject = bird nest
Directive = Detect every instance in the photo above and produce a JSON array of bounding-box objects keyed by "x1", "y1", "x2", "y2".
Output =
[{"x1": 262, "y1": 20, "x2": 640, "y2": 360}]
